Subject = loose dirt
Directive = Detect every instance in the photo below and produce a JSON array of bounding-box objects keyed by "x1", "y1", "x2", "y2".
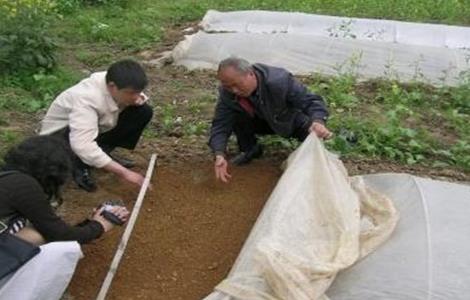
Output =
[{"x1": 65, "y1": 159, "x2": 281, "y2": 300}]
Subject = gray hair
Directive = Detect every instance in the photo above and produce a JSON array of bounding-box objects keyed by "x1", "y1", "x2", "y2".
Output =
[{"x1": 218, "y1": 57, "x2": 253, "y2": 74}]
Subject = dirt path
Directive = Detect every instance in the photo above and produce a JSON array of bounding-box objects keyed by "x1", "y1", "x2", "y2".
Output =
[{"x1": 66, "y1": 159, "x2": 281, "y2": 300}]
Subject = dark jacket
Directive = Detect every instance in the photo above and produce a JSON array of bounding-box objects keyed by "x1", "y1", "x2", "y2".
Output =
[{"x1": 209, "y1": 63, "x2": 329, "y2": 154}]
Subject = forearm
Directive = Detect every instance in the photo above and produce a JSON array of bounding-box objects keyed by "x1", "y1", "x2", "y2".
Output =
[
  {"x1": 26, "y1": 200, "x2": 104, "y2": 244},
  {"x1": 304, "y1": 93, "x2": 329, "y2": 123},
  {"x1": 103, "y1": 160, "x2": 127, "y2": 177},
  {"x1": 286, "y1": 77, "x2": 329, "y2": 123},
  {"x1": 209, "y1": 92, "x2": 236, "y2": 155},
  {"x1": 208, "y1": 118, "x2": 232, "y2": 155},
  {"x1": 35, "y1": 218, "x2": 104, "y2": 244},
  {"x1": 208, "y1": 133, "x2": 229, "y2": 156}
]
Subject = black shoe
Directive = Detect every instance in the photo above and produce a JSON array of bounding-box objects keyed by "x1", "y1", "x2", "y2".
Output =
[
  {"x1": 73, "y1": 168, "x2": 97, "y2": 192},
  {"x1": 109, "y1": 153, "x2": 135, "y2": 169},
  {"x1": 230, "y1": 144, "x2": 263, "y2": 166}
]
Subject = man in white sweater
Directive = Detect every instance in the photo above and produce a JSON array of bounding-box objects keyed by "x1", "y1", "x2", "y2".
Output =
[{"x1": 40, "y1": 59, "x2": 153, "y2": 192}]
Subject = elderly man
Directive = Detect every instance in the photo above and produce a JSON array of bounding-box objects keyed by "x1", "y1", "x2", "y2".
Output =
[
  {"x1": 40, "y1": 59, "x2": 153, "y2": 192},
  {"x1": 209, "y1": 57, "x2": 331, "y2": 182}
]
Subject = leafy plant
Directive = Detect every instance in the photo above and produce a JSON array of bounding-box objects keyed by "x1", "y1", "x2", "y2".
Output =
[
  {"x1": 0, "y1": 1, "x2": 57, "y2": 74},
  {"x1": 157, "y1": 103, "x2": 178, "y2": 135},
  {"x1": 55, "y1": 0, "x2": 128, "y2": 14},
  {"x1": 260, "y1": 136, "x2": 299, "y2": 151},
  {"x1": 0, "y1": 67, "x2": 81, "y2": 112},
  {"x1": 54, "y1": 0, "x2": 82, "y2": 14},
  {"x1": 183, "y1": 121, "x2": 209, "y2": 136}
]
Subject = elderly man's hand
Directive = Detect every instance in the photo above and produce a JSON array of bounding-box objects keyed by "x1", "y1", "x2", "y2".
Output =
[
  {"x1": 309, "y1": 121, "x2": 333, "y2": 139},
  {"x1": 214, "y1": 155, "x2": 231, "y2": 183}
]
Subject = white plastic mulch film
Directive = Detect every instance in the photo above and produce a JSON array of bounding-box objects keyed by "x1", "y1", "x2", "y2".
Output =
[
  {"x1": 0, "y1": 241, "x2": 82, "y2": 300},
  {"x1": 204, "y1": 134, "x2": 400, "y2": 300},
  {"x1": 172, "y1": 10, "x2": 470, "y2": 86},
  {"x1": 204, "y1": 134, "x2": 470, "y2": 300},
  {"x1": 327, "y1": 173, "x2": 470, "y2": 299}
]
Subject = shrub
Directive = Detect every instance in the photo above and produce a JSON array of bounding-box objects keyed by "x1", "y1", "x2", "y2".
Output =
[
  {"x1": 54, "y1": 0, "x2": 129, "y2": 14},
  {"x1": 0, "y1": 1, "x2": 57, "y2": 75}
]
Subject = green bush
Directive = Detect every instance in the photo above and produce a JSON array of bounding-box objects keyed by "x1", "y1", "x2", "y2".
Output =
[
  {"x1": 54, "y1": 0, "x2": 82, "y2": 14},
  {"x1": 83, "y1": 0, "x2": 128, "y2": 5},
  {"x1": 0, "y1": 2, "x2": 57, "y2": 75},
  {"x1": 54, "y1": 0, "x2": 128, "y2": 14}
]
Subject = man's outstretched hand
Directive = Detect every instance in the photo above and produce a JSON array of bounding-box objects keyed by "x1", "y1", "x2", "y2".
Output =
[{"x1": 214, "y1": 155, "x2": 231, "y2": 183}]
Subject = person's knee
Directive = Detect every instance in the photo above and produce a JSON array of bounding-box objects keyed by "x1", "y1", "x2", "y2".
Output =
[
  {"x1": 233, "y1": 112, "x2": 251, "y2": 129},
  {"x1": 121, "y1": 104, "x2": 153, "y2": 125},
  {"x1": 14, "y1": 227, "x2": 45, "y2": 246},
  {"x1": 138, "y1": 103, "x2": 153, "y2": 124}
]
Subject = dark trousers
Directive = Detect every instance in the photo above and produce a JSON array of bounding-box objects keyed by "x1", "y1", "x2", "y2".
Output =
[
  {"x1": 233, "y1": 112, "x2": 310, "y2": 152},
  {"x1": 52, "y1": 103, "x2": 153, "y2": 170}
]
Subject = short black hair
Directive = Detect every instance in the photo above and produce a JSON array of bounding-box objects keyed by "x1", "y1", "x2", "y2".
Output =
[
  {"x1": 1, "y1": 136, "x2": 71, "y2": 201},
  {"x1": 105, "y1": 59, "x2": 148, "y2": 91}
]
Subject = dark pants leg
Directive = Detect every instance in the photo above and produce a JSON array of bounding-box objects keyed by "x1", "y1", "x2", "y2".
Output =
[
  {"x1": 96, "y1": 103, "x2": 153, "y2": 152},
  {"x1": 233, "y1": 112, "x2": 274, "y2": 152},
  {"x1": 51, "y1": 103, "x2": 153, "y2": 170}
]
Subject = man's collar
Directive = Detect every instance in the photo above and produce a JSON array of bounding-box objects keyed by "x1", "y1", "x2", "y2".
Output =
[{"x1": 249, "y1": 69, "x2": 261, "y2": 100}]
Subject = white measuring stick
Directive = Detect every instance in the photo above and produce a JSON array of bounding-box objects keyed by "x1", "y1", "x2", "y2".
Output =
[{"x1": 96, "y1": 153, "x2": 157, "y2": 300}]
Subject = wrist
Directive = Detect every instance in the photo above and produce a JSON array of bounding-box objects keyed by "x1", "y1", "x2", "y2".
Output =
[
  {"x1": 88, "y1": 219, "x2": 107, "y2": 235},
  {"x1": 117, "y1": 166, "x2": 131, "y2": 178},
  {"x1": 96, "y1": 218, "x2": 113, "y2": 232},
  {"x1": 312, "y1": 119, "x2": 325, "y2": 126},
  {"x1": 214, "y1": 153, "x2": 225, "y2": 161}
]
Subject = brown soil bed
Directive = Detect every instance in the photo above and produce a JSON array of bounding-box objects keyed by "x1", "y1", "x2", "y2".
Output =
[{"x1": 66, "y1": 159, "x2": 281, "y2": 300}]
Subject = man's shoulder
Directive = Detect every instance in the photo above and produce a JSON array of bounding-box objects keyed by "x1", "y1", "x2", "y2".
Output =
[
  {"x1": 68, "y1": 72, "x2": 106, "y2": 95},
  {"x1": 59, "y1": 72, "x2": 109, "y2": 106},
  {"x1": 253, "y1": 63, "x2": 291, "y2": 89},
  {"x1": 253, "y1": 63, "x2": 288, "y2": 73}
]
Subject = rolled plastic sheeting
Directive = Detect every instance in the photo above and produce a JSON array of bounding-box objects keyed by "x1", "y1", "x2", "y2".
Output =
[
  {"x1": 172, "y1": 10, "x2": 470, "y2": 86},
  {"x1": 0, "y1": 241, "x2": 83, "y2": 300},
  {"x1": 204, "y1": 134, "x2": 399, "y2": 300}
]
